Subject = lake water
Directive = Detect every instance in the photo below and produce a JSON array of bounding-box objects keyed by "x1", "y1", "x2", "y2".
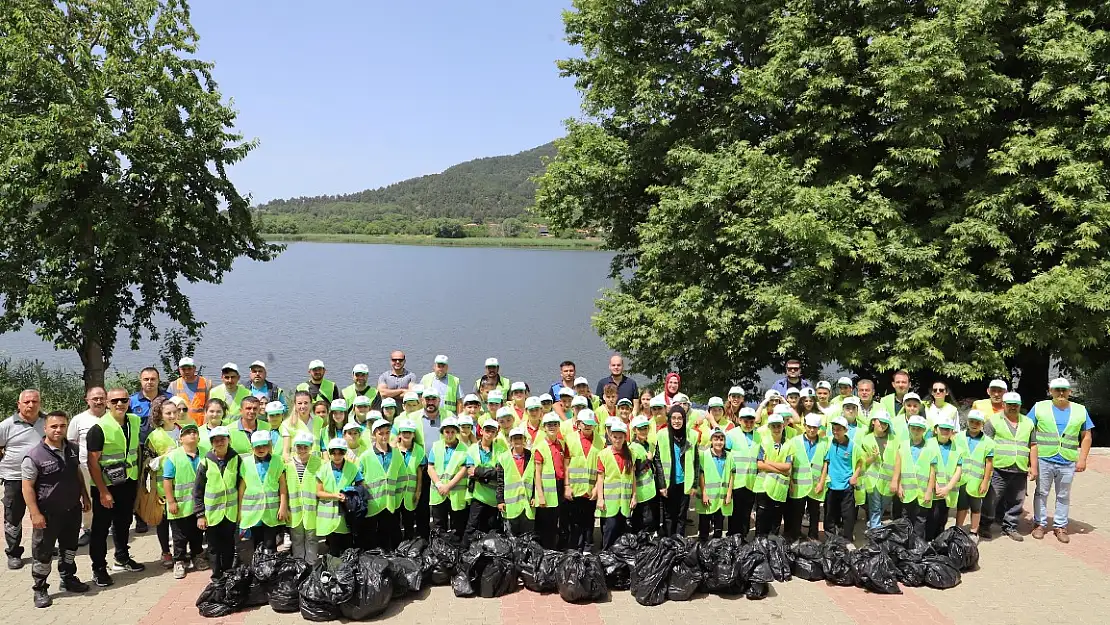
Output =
[{"x1": 1, "y1": 242, "x2": 627, "y2": 392}]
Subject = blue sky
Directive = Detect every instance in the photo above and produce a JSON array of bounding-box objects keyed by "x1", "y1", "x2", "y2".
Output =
[{"x1": 188, "y1": 0, "x2": 581, "y2": 204}]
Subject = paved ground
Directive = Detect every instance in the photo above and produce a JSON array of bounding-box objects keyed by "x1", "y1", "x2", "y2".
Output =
[{"x1": 4, "y1": 450, "x2": 1110, "y2": 625}]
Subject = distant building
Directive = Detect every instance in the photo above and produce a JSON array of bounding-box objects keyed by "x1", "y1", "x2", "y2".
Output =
[{"x1": 538, "y1": 226, "x2": 550, "y2": 237}]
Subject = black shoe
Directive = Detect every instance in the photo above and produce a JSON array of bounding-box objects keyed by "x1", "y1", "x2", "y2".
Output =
[
  {"x1": 979, "y1": 527, "x2": 993, "y2": 540},
  {"x1": 61, "y1": 576, "x2": 89, "y2": 593},
  {"x1": 77, "y1": 529, "x2": 91, "y2": 547},
  {"x1": 134, "y1": 519, "x2": 149, "y2": 534},
  {"x1": 112, "y1": 558, "x2": 145, "y2": 572},
  {"x1": 33, "y1": 587, "x2": 51, "y2": 608},
  {"x1": 7, "y1": 555, "x2": 23, "y2": 570},
  {"x1": 93, "y1": 568, "x2": 114, "y2": 587}
]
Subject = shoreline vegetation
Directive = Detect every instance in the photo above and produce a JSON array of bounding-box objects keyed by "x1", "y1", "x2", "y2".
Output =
[{"x1": 263, "y1": 233, "x2": 604, "y2": 250}]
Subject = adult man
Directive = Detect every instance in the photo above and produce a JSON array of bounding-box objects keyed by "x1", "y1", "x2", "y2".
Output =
[
  {"x1": 22, "y1": 411, "x2": 92, "y2": 607},
  {"x1": 595, "y1": 354, "x2": 639, "y2": 410},
  {"x1": 86, "y1": 388, "x2": 145, "y2": 586},
  {"x1": 247, "y1": 361, "x2": 287, "y2": 412},
  {"x1": 1030, "y1": 378, "x2": 1094, "y2": 543},
  {"x1": 1, "y1": 390, "x2": 46, "y2": 570},
  {"x1": 550, "y1": 361, "x2": 577, "y2": 400},
  {"x1": 474, "y1": 357, "x2": 511, "y2": 396},
  {"x1": 130, "y1": 367, "x2": 170, "y2": 434},
  {"x1": 169, "y1": 357, "x2": 211, "y2": 426},
  {"x1": 771, "y1": 359, "x2": 812, "y2": 396},
  {"x1": 983, "y1": 392, "x2": 1036, "y2": 541},
  {"x1": 297, "y1": 359, "x2": 341, "y2": 404},
  {"x1": 228, "y1": 396, "x2": 270, "y2": 456},
  {"x1": 420, "y1": 355, "x2": 462, "y2": 415},
  {"x1": 67, "y1": 388, "x2": 106, "y2": 547},
  {"x1": 971, "y1": 379, "x2": 1008, "y2": 417},
  {"x1": 344, "y1": 363, "x2": 380, "y2": 412},
  {"x1": 879, "y1": 370, "x2": 911, "y2": 419},
  {"x1": 209, "y1": 363, "x2": 251, "y2": 418},
  {"x1": 420, "y1": 389, "x2": 449, "y2": 448},
  {"x1": 377, "y1": 351, "x2": 416, "y2": 403}
]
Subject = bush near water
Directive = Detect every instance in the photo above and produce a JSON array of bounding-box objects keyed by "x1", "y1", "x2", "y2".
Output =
[{"x1": 0, "y1": 357, "x2": 137, "y2": 417}]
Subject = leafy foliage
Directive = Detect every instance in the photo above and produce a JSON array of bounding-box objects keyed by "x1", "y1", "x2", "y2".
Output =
[
  {"x1": 0, "y1": 0, "x2": 277, "y2": 387},
  {"x1": 536, "y1": 0, "x2": 1110, "y2": 396}
]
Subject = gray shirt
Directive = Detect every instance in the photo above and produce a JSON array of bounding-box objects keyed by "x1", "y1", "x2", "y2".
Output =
[
  {"x1": 378, "y1": 369, "x2": 416, "y2": 390},
  {"x1": 0, "y1": 414, "x2": 46, "y2": 481},
  {"x1": 420, "y1": 409, "x2": 449, "y2": 448},
  {"x1": 20, "y1": 445, "x2": 65, "y2": 480}
]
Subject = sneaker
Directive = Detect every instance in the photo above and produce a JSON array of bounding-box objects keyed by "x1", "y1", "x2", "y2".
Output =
[
  {"x1": 93, "y1": 568, "x2": 113, "y2": 587},
  {"x1": 979, "y1": 526, "x2": 992, "y2": 540},
  {"x1": 77, "y1": 529, "x2": 91, "y2": 547},
  {"x1": 60, "y1": 576, "x2": 89, "y2": 593},
  {"x1": 1002, "y1": 528, "x2": 1024, "y2": 542},
  {"x1": 33, "y1": 587, "x2": 52, "y2": 608},
  {"x1": 112, "y1": 558, "x2": 146, "y2": 572},
  {"x1": 1031, "y1": 525, "x2": 1046, "y2": 540},
  {"x1": 161, "y1": 553, "x2": 174, "y2": 569},
  {"x1": 1054, "y1": 528, "x2": 1070, "y2": 544},
  {"x1": 134, "y1": 519, "x2": 149, "y2": 534},
  {"x1": 7, "y1": 555, "x2": 22, "y2": 570},
  {"x1": 173, "y1": 561, "x2": 186, "y2": 579},
  {"x1": 194, "y1": 554, "x2": 210, "y2": 571}
]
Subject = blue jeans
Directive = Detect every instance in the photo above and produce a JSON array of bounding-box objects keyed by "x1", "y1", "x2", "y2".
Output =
[
  {"x1": 1034, "y1": 459, "x2": 1075, "y2": 529},
  {"x1": 866, "y1": 492, "x2": 890, "y2": 529}
]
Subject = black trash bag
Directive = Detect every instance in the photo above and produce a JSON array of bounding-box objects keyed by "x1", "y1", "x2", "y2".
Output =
[
  {"x1": 269, "y1": 557, "x2": 311, "y2": 613},
  {"x1": 866, "y1": 518, "x2": 914, "y2": 547},
  {"x1": 451, "y1": 571, "x2": 475, "y2": 597},
  {"x1": 850, "y1": 547, "x2": 902, "y2": 595},
  {"x1": 697, "y1": 536, "x2": 742, "y2": 593},
  {"x1": 922, "y1": 555, "x2": 961, "y2": 589},
  {"x1": 245, "y1": 549, "x2": 282, "y2": 606},
  {"x1": 597, "y1": 551, "x2": 631, "y2": 590},
  {"x1": 386, "y1": 556, "x2": 424, "y2": 597},
  {"x1": 556, "y1": 551, "x2": 607, "y2": 603},
  {"x1": 667, "y1": 561, "x2": 702, "y2": 601},
  {"x1": 299, "y1": 559, "x2": 354, "y2": 622},
  {"x1": 339, "y1": 552, "x2": 394, "y2": 620},
  {"x1": 756, "y1": 535, "x2": 792, "y2": 582},
  {"x1": 744, "y1": 581, "x2": 769, "y2": 600},
  {"x1": 395, "y1": 537, "x2": 428, "y2": 560},
  {"x1": 819, "y1": 535, "x2": 855, "y2": 587},
  {"x1": 736, "y1": 540, "x2": 773, "y2": 584},
  {"x1": 477, "y1": 555, "x2": 517, "y2": 597},
  {"x1": 474, "y1": 532, "x2": 514, "y2": 559},
  {"x1": 514, "y1": 536, "x2": 547, "y2": 590},
  {"x1": 197, "y1": 577, "x2": 240, "y2": 618},
  {"x1": 424, "y1": 532, "x2": 463, "y2": 586},
  {"x1": 523, "y1": 549, "x2": 562, "y2": 593},
  {"x1": 930, "y1": 526, "x2": 979, "y2": 572},
  {"x1": 220, "y1": 565, "x2": 253, "y2": 609},
  {"x1": 631, "y1": 539, "x2": 680, "y2": 606},
  {"x1": 895, "y1": 557, "x2": 926, "y2": 587},
  {"x1": 788, "y1": 540, "x2": 824, "y2": 582},
  {"x1": 453, "y1": 533, "x2": 519, "y2": 598},
  {"x1": 610, "y1": 531, "x2": 651, "y2": 569}
]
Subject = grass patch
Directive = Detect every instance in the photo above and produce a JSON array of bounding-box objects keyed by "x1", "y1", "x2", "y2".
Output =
[
  {"x1": 263, "y1": 233, "x2": 603, "y2": 250},
  {"x1": 0, "y1": 357, "x2": 138, "y2": 418}
]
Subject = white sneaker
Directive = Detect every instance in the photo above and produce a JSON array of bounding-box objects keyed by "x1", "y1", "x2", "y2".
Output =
[{"x1": 173, "y1": 561, "x2": 186, "y2": 579}]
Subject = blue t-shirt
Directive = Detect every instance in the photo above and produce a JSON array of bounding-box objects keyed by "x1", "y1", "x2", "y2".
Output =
[
  {"x1": 402, "y1": 448, "x2": 427, "y2": 467},
  {"x1": 162, "y1": 449, "x2": 200, "y2": 479},
  {"x1": 711, "y1": 453, "x2": 727, "y2": 475},
  {"x1": 825, "y1": 438, "x2": 855, "y2": 490},
  {"x1": 332, "y1": 464, "x2": 364, "y2": 485},
  {"x1": 426, "y1": 443, "x2": 460, "y2": 467},
  {"x1": 1040, "y1": 405, "x2": 1095, "y2": 465},
  {"x1": 965, "y1": 432, "x2": 993, "y2": 457},
  {"x1": 673, "y1": 442, "x2": 685, "y2": 485},
  {"x1": 803, "y1": 437, "x2": 820, "y2": 462},
  {"x1": 724, "y1": 429, "x2": 754, "y2": 452},
  {"x1": 936, "y1": 441, "x2": 961, "y2": 468},
  {"x1": 465, "y1": 445, "x2": 494, "y2": 467},
  {"x1": 255, "y1": 457, "x2": 271, "y2": 483}
]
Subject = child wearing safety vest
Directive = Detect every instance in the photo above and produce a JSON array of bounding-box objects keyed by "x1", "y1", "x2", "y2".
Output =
[
  {"x1": 320, "y1": 399, "x2": 349, "y2": 456},
  {"x1": 820, "y1": 416, "x2": 861, "y2": 541},
  {"x1": 532, "y1": 413, "x2": 568, "y2": 549},
  {"x1": 148, "y1": 396, "x2": 182, "y2": 569},
  {"x1": 656, "y1": 405, "x2": 696, "y2": 537},
  {"x1": 955, "y1": 410, "x2": 995, "y2": 542},
  {"x1": 394, "y1": 421, "x2": 426, "y2": 541},
  {"x1": 891, "y1": 415, "x2": 936, "y2": 539},
  {"x1": 495, "y1": 407, "x2": 516, "y2": 452},
  {"x1": 496, "y1": 427, "x2": 535, "y2": 535},
  {"x1": 561, "y1": 395, "x2": 589, "y2": 440},
  {"x1": 697, "y1": 428, "x2": 734, "y2": 542},
  {"x1": 427, "y1": 417, "x2": 470, "y2": 540},
  {"x1": 856, "y1": 413, "x2": 899, "y2": 531},
  {"x1": 796, "y1": 414, "x2": 829, "y2": 540},
  {"x1": 357, "y1": 418, "x2": 402, "y2": 551},
  {"x1": 596, "y1": 422, "x2": 636, "y2": 549},
  {"x1": 285, "y1": 432, "x2": 321, "y2": 562},
  {"x1": 523, "y1": 397, "x2": 545, "y2": 444},
  {"x1": 342, "y1": 421, "x2": 366, "y2": 462},
  {"x1": 927, "y1": 422, "x2": 964, "y2": 539},
  {"x1": 463, "y1": 419, "x2": 502, "y2": 543},
  {"x1": 197, "y1": 398, "x2": 226, "y2": 457},
  {"x1": 238, "y1": 430, "x2": 289, "y2": 553},
  {"x1": 315, "y1": 438, "x2": 362, "y2": 555},
  {"x1": 380, "y1": 397, "x2": 398, "y2": 423},
  {"x1": 726, "y1": 407, "x2": 761, "y2": 538},
  {"x1": 629, "y1": 416, "x2": 662, "y2": 535},
  {"x1": 565, "y1": 410, "x2": 601, "y2": 551},
  {"x1": 755, "y1": 412, "x2": 793, "y2": 537},
  {"x1": 457, "y1": 396, "x2": 480, "y2": 446},
  {"x1": 162, "y1": 422, "x2": 204, "y2": 579},
  {"x1": 194, "y1": 427, "x2": 239, "y2": 580}
]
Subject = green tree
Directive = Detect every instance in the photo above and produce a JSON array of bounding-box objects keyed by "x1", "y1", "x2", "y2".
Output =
[
  {"x1": 536, "y1": 0, "x2": 1110, "y2": 397},
  {"x1": 0, "y1": 0, "x2": 278, "y2": 388},
  {"x1": 501, "y1": 217, "x2": 523, "y2": 238}
]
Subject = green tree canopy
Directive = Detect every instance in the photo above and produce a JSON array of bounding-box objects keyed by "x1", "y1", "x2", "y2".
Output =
[
  {"x1": 537, "y1": 0, "x2": 1110, "y2": 397},
  {"x1": 0, "y1": 0, "x2": 277, "y2": 387}
]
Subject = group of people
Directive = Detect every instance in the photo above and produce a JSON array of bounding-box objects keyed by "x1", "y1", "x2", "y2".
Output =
[{"x1": 1, "y1": 354, "x2": 1095, "y2": 609}]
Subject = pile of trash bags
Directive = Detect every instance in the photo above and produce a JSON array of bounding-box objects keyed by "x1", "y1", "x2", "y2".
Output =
[{"x1": 451, "y1": 532, "x2": 518, "y2": 598}]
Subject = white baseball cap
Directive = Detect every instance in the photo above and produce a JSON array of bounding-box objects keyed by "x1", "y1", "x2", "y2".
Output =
[
  {"x1": 371, "y1": 418, "x2": 391, "y2": 431},
  {"x1": 343, "y1": 421, "x2": 362, "y2": 432},
  {"x1": 366, "y1": 410, "x2": 382, "y2": 421},
  {"x1": 457, "y1": 415, "x2": 474, "y2": 427},
  {"x1": 903, "y1": 392, "x2": 922, "y2": 402},
  {"x1": 402, "y1": 391, "x2": 420, "y2": 403},
  {"x1": 837, "y1": 376, "x2": 853, "y2": 387},
  {"x1": 557, "y1": 387, "x2": 574, "y2": 398},
  {"x1": 571, "y1": 395, "x2": 589, "y2": 408},
  {"x1": 208, "y1": 426, "x2": 230, "y2": 439},
  {"x1": 728, "y1": 386, "x2": 745, "y2": 396},
  {"x1": 576, "y1": 409, "x2": 597, "y2": 426},
  {"x1": 604, "y1": 416, "x2": 621, "y2": 428},
  {"x1": 496, "y1": 406, "x2": 515, "y2": 420},
  {"x1": 510, "y1": 381, "x2": 527, "y2": 392},
  {"x1": 617, "y1": 398, "x2": 633, "y2": 407},
  {"x1": 221, "y1": 362, "x2": 238, "y2": 373},
  {"x1": 412, "y1": 384, "x2": 424, "y2": 395},
  {"x1": 435, "y1": 355, "x2": 449, "y2": 365},
  {"x1": 463, "y1": 393, "x2": 482, "y2": 405},
  {"x1": 800, "y1": 387, "x2": 816, "y2": 398},
  {"x1": 352, "y1": 395, "x2": 371, "y2": 407},
  {"x1": 830, "y1": 416, "x2": 849, "y2": 429},
  {"x1": 764, "y1": 389, "x2": 781, "y2": 401},
  {"x1": 988, "y1": 379, "x2": 1008, "y2": 391},
  {"x1": 250, "y1": 360, "x2": 267, "y2": 369},
  {"x1": 439, "y1": 416, "x2": 459, "y2": 430},
  {"x1": 816, "y1": 381, "x2": 832, "y2": 390},
  {"x1": 178, "y1": 357, "x2": 196, "y2": 368},
  {"x1": 842, "y1": 396, "x2": 861, "y2": 407},
  {"x1": 542, "y1": 412, "x2": 561, "y2": 425},
  {"x1": 525, "y1": 396, "x2": 542, "y2": 410},
  {"x1": 381, "y1": 397, "x2": 397, "y2": 408},
  {"x1": 649, "y1": 395, "x2": 667, "y2": 408},
  {"x1": 804, "y1": 414, "x2": 823, "y2": 428},
  {"x1": 422, "y1": 387, "x2": 440, "y2": 399},
  {"x1": 509, "y1": 426, "x2": 527, "y2": 439},
  {"x1": 739, "y1": 407, "x2": 757, "y2": 419},
  {"x1": 610, "y1": 422, "x2": 628, "y2": 434},
  {"x1": 786, "y1": 387, "x2": 800, "y2": 396},
  {"x1": 481, "y1": 418, "x2": 499, "y2": 430},
  {"x1": 708, "y1": 396, "x2": 725, "y2": 408},
  {"x1": 907, "y1": 415, "x2": 928, "y2": 429},
  {"x1": 329, "y1": 399, "x2": 347, "y2": 412},
  {"x1": 484, "y1": 357, "x2": 500, "y2": 368},
  {"x1": 168, "y1": 396, "x2": 187, "y2": 410},
  {"x1": 673, "y1": 393, "x2": 690, "y2": 404},
  {"x1": 487, "y1": 390, "x2": 504, "y2": 403},
  {"x1": 265, "y1": 401, "x2": 285, "y2": 415},
  {"x1": 539, "y1": 393, "x2": 553, "y2": 403},
  {"x1": 766, "y1": 413, "x2": 785, "y2": 425},
  {"x1": 309, "y1": 359, "x2": 325, "y2": 370},
  {"x1": 1003, "y1": 392, "x2": 1022, "y2": 405},
  {"x1": 327, "y1": 438, "x2": 347, "y2": 451},
  {"x1": 573, "y1": 376, "x2": 589, "y2": 387},
  {"x1": 352, "y1": 363, "x2": 370, "y2": 374},
  {"x1": 1050, "y1": 377, "x2": 1070, "y2": 390},
  {"x1": 967, "y1": 409, "x2": 986, "y2": 422},
  {"x1": 293, "y1": 432, "x2": 315, "y2": 447},
  {"x1": 630, "y1": 415, "x2": 650, "y2": 429},
  {"x1": 250, "y1": 431, "x2": 271, "y2": 447},
  {"x1": 774, "y1": 403, "x2": 794, "y2": 417},
  {"x1": 396, "y1": 420, "x2": 417, "y2": 434}
]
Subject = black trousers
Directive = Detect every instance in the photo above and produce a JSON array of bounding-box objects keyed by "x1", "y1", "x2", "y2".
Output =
[
  {"x1": 360, "y1": 511, "x2": 400, "y2": 551},
  {"x1": 534, "y1": 503, "x2": 562, "y2": 550},
  {"x1": 902, "y1": 500, "x2": 928, "y2": 539},
  {"x1": 3, "y1": 479, "x2": 28, "y2": 558},
  {"x1": 601, "y1": 514, "x2": 627, "y2": 550},
  {"x1": 729, "y1": 488, "x2": 757, "y2": 537},
  {"x1": 430, "y1": 502, "x2": 468, "y2": 540},
  {"x1": 205, "y1": 519, "x2": 237, "y2": 579},
  {"x1": 414, "y1": 476, "x2": 430, "y2": 540},
  {"x1": 505, "y1": 514, "x2": 534, "y2": 537},
  {"x1": 31, "y1": 505, "x2": 81, "y2": 586},
  {"x1": 698, "y1": 511, "x2": 725, "y2": 542},
  {"x1": 251, "y1": 524, "x2": 279, "y2": 552},
  {"x1": 463, "y1": 501, "x2": 500, "y2": 544},
  {"x1": 325, "y1": 532, "x2": 353, "y2": 556},
  {"x1": 170, "y1": 516, "x2": 203, "y2": 562},
  {"x1": 926, "y1": 500, "x2": 949, "y2": 540},
  {"x1": 803, "y1": 498, "x2": 822, "y2": 539},
  {"x1": 824, "y1": 488, "x2": 858, "y2": 541},
  {"x1": 755, "y1": 494, "x2": 785, "y2": 537},
  {"x1": 568, "y1": 497, "x2": 596, "y2": 551},
  {"x1": 630, "y1": 497, "x2": 660, "y2": 536},
  {"x1": 89, "y1": 480, "x2": 137, "y2": 570},
  {"x1": 156, "y1": 517, "x2": 171, "y2": 554},
  {"x1": 662, "y1": 491, "x2": 690, "y2": 537},
  {"x1": 782, "y1": 497, "x2": 806, "y2": 541}
]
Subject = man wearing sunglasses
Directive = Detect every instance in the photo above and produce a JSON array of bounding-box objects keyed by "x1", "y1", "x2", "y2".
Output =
[
  {"x1": 770, "y1": 359, "x2": 812, "y2": 396},
  {"x1": 377, "y1": 351, "x2": 416, "y2": 404}
]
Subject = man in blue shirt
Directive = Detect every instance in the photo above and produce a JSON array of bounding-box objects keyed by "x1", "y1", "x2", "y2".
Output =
[
  {"x1": 550, "y1": 360, "x2": 577, "y2": 400},
  {"x1": 771, "y1": 359, "x2": 813, "y2": 396},
  {"x1": 246, "y1": 361, "x2": 288, "y2": 413},
  {"x1": 131, "y1": 367, "x2": 170, "y2": 442},
  {"x1": 1031, "y1": 378, "x2": 1094, "y2": 543}
]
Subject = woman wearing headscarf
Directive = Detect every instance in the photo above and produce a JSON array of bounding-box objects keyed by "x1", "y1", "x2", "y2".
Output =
[
  {"x1": 654, "y1": 405, "x2": 696, "y2": 536},
  {"x1": 662, "y1": 373, "x2": 681, "y2": 406}
]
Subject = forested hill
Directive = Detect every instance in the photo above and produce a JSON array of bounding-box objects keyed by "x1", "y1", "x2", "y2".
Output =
[{"x1": 253, "y1": 143, "x2": 557, "y2": 236}]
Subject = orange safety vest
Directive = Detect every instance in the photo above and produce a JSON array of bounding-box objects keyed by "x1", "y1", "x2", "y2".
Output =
[{"x1": 171, "y1": 376, "x2": 211, "y2": 425}]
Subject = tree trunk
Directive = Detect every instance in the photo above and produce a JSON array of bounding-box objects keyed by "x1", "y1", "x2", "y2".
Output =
[
  {"x1": 1011, "y1": 348, "x2": 1050, "y2": 411},
  {"x1": 79, "y1": 336, "x2": 107, "y2": 390}
]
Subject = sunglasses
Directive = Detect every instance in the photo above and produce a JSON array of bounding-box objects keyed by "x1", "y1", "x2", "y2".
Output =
[
  {"x1": 932, "y1": 388, "x2": 946, "y2": 393},
  {"x1": 392, "y1": 358, "x2": 406, "y2": 362},
  {"x1": 108, "y1": 398, "x2": 129, "y2": 405},
  {"x1": 786, "y1": 367, "x2": 800, "y2": 372}
]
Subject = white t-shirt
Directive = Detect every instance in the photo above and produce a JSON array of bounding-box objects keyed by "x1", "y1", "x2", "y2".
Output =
[{"x1": 67, "y1": 409, "x2": 102, "y2": 466}]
